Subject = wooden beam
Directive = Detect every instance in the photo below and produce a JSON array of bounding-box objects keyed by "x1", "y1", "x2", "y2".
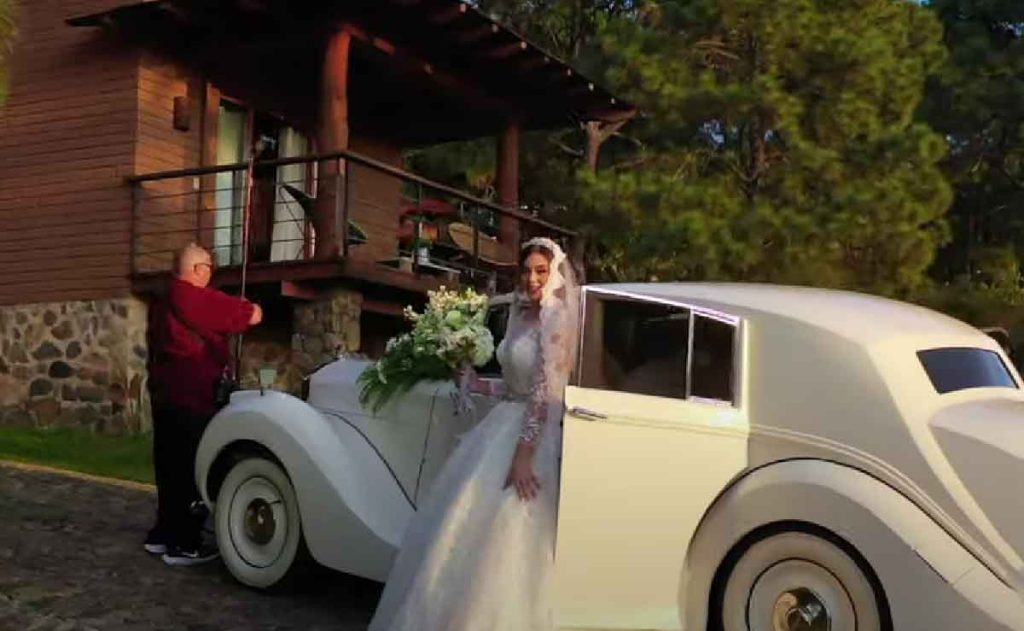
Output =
[
  {"x1": 497, "y1": 122, "x2": 520, "y2": 208},
  {"x1": 485, "y1": 40, "x2": 528, "y2": 59},
  {"x1": 281, "y1": 280, "x2": 321, "y2": 301},
  {"x1": 237, "y1": 0, "x2": 274, "y2": 11},
  {"x1": 130, "y1": 259, "x2": 443, "y2": 295},
  {"x1": 372, "y1": 37, "x2": 396, "y2": 55},
  {"x1": 363, "y1": 299, "x2": 406, "y2": 317},
  {"x1": 542, "y1": 66, "x2": 576, "y2": 87},
  {"x1": 347, "y1": 28, "x2": 517, "y2": 118},
  {"x1": 496, "y1": 121, "x2": 521, "y2": 257},
  {"x1": 429, "y1": 3, "x2": 468, "y2": 25},
  {"x1": 566, "y1": 82, "x2": 597, "y2": 97},
  {"x1": 516, "y1": 54, "x2": 550, "y2": 73},
  {"x1": 314, "y1": 29, "x2": 352, "y2": 261},
  {"x1": 155, "y1": 2, "x2": 190, "y2": 21},
  {"x1": 458, "y1": 23, "x2": 500, "y2": 44}
]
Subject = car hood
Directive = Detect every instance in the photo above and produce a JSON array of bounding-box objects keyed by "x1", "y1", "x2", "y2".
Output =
[
  {"x1": 931, "y1": 397, "x2": 1024, "y2": 575},
  {"x1": 306, "y1": 358, "x2": 372, "y2": 414}
]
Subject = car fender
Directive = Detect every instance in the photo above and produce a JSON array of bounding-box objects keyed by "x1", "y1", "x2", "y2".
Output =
[
  {"x1": 195, "y1": 390, "x2": 414, "y2": 582},
  {"x1": 680, "y1": 459, "x2": 1024, "y2": 631}
]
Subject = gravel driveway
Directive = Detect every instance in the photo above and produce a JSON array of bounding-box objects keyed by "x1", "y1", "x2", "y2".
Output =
[{"x1": 0, "y1": 463, "x2": 381, "y2": 631}]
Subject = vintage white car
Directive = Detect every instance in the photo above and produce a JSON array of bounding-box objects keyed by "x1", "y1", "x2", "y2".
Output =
[{"x1": 195, "y1": 283, "x2": 1024, "y2": 631}]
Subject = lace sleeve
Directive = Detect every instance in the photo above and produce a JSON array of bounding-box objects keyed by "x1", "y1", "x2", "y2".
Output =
[
  {"x1": 519, "y1": 316, "x2": 571, "y2": 445},
  {"x1": 521, "y1": 345, "x2": 550, "y2": 444}
]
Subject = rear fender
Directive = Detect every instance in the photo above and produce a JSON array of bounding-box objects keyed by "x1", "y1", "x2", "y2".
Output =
[
  {"x1": 681, "y1": 460, "x2": 1024, "y2": 631},
  {"x1": 196, "y1": 390, "x2": 414, "y2": 582}
]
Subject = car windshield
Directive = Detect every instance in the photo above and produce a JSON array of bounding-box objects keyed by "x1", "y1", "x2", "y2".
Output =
[{"x1": 917, "y1": 348, "x2": 1018, "y2": 394}]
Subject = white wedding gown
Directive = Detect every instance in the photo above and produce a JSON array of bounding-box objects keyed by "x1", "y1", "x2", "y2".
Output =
[{"x1": 368, "y1": 317, "x2": 561, "y2": 631}]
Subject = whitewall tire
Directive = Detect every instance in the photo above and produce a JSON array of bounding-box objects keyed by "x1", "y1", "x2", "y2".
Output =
[
  {"x1": 719, "y1": 531, "x2": 887, "y2": 631},
  {"x1": 215, "y1": 456, "x2": 305, "y2": 589}
]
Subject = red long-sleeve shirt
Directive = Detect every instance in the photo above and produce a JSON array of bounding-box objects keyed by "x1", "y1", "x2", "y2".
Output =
[{"x1": 148, "y1": 278, "x2": 255, "y2": 416}]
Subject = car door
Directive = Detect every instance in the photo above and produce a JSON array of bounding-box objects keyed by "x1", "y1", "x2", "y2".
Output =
[{"x1": 554, "y1": 288, "x2": 751, "y2": 630}]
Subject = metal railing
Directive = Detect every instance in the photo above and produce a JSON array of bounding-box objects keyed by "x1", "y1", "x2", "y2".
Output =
[{"x1": 127, "y1": 149, "x2": 574, "y2": 292}]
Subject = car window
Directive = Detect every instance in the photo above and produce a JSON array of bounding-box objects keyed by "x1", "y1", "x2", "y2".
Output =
[
  {"x1": 579, "y1": 295, "x2": 690, "y2": 399},
  {"x1": 578, "y1": 292, "x2": 740, "y2": 404},
  {"x1": 477, "y1": 303, "x2": 509, "y2": 377},
  {"x1": 690, "y1": 314, "x2": 736, "y2": 402},
  {"x1": 918, "y1": 347, "x2": 1018, "y2": 394}
]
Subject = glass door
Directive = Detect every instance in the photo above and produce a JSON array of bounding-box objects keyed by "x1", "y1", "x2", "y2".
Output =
[
  {"x1": 271, "y1": 127, "x2": 311, "y2": 262},
  {"x1": 214, "y1": 101, "x2": 248, "y2": 266}
]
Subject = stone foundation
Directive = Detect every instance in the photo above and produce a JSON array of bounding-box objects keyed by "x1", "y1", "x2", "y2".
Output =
[
  {"x1": 0, "y1": 298, "x2": 150, "y2": 433},
  {"x1": 0, "y1": 289, "x2": 364, "y2": 434},
  {"x1": 238, "y1": 289, "x2": 363, "y2": 394}
]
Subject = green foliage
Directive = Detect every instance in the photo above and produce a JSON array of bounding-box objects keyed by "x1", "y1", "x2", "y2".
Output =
[
  {"x1": 916, "y1": 279, "x2": 1024, "y2": 335},
  {"x1": 357, "y1": 332, "x2": 453, "y2": 413},
  {"x1": 574, "y1": 0, "x2": 952, "y2": 296},
  {"x1": 417, "y1": 1, "x2": 1024, "y2": 312},
  {"x1": 406, "y1": 138, "x2": 498, "y2": 199},
  {"x1": 0, "y1": 426, "x2": 154, "y2": 484},
  {"x1": 416, "y1": 2, "x2": 637, "y2": 218},
  {"x1": 472, "y1": 0, "x2": 637, "y2": 62},
  {"x1": 358, "y1": 288, "x2": 494, "y2": 412},
  {"x1": 922, "y1": 0, "x2": 1024, "y2": 284}
]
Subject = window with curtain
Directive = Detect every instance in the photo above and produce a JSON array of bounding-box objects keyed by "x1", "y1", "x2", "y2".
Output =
[{"x1": 214, "y1": 102, "x2": 247, "y2": 266}]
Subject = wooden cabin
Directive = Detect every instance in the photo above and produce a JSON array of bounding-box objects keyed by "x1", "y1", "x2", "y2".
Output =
[{"x1": 0, "y1": 0, "x2": 632, "y2": 432}]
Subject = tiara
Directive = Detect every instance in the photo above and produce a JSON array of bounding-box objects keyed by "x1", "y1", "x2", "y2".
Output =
[{"x1": 521, "y1": 236, "x2": 562, "y2": 254}]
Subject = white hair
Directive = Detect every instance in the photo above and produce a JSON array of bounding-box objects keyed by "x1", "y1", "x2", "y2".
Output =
[{"x1": 174, "y1": 242, "x2": 211, "y2": 276}]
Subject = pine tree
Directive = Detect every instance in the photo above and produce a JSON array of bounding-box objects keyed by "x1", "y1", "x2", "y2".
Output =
[
  {"x1": 923, "y1": 0, "x2": 1024, "y2": 291},
  {"x1": 576, "y1": 0, "x2": 952, "y2": 295}
]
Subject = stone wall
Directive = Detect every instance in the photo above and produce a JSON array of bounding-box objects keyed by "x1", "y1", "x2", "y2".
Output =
[
  {"x1": 238, "y1": 289, "x2": 363, "y2": 394},
  {"x1": 0, "y1": 298, "x2": 150, "y2": 433},
  {"x1": 0, "y1": 289, "x2": 363, "y2": 434}
]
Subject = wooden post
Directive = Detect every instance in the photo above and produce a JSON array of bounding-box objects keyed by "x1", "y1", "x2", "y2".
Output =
[
  {"x1": 315, "y1": 29, "x2": 352, "y2": 260},
  {"x1": 496, "y1": 121, "x2": 520, "y2": 258}
]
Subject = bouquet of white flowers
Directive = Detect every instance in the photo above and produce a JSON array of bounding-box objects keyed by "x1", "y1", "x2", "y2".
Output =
[{"x1": 358, "y1": 286, "x2": 495, "y2": 412}]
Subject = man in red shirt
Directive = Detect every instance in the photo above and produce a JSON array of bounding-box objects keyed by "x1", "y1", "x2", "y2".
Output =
[{"x1": 145, "y1": 243, "x2": 262, "y2": 566}]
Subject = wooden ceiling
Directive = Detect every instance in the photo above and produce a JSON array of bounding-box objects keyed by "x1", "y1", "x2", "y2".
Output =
[{"x1": 67, "y1": 0, "x2": 635, "y2": 145}]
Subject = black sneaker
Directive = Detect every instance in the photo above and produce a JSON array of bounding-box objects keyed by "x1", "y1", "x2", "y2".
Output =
[
  {"x1": 161, "y1": 544, "x2": 219, "y2": 567},
  {"x1": 144, "y1": 532, "x2": 168, "y2": 555},
  {"x1": 189, "y1": 499, "x2": 209, "y2": 520},
  {"x1": 189, "y1": 500, "x2": 214, "y2": 535}
]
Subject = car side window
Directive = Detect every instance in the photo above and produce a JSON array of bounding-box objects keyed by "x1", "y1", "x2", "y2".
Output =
[
  {"x1": 477, "y1": 303, "x2": 509, "y2": 378},
  {"x1": 578, "y1": 293, "x2": 738, "y2": 405},
  {"x1": 579, "y1": 295, "x2": 690, "y2": 399},
  {"x1": 690, "y1": 314, "x2": 735, "y2": 402}
]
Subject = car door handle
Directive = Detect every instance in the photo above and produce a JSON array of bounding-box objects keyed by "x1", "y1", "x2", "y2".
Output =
[{"x1": 568, "y1": 406, "x2": 608, "y2": 421}]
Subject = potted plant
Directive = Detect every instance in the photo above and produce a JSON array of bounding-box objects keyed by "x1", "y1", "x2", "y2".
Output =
[{"x1": 412, "y1": 233, "x2": 433, "y2": 265}]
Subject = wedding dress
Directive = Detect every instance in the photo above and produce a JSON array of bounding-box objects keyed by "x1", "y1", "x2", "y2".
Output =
[
  {"x1": 368, "y1": 238, "x2": 578, "y2": 631},
  {"x1": 368, "y1": 318, "x2": 560, "y2": 631}
]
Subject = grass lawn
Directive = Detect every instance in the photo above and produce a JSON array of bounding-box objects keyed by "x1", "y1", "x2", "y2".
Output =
[{"x1": 0, "y1": 425, "x2": 154, "y2": 484}]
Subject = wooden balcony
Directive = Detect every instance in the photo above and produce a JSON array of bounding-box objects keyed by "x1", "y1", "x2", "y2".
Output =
[{"x1": 127, "y1": 148, "x2": 573, "y2": 299}]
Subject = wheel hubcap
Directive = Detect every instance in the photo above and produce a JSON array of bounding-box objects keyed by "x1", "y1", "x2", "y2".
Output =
[
  {"x1": 747, "y1": 559, "x2": 853, "y2": 631},
  {"x1": 772, "y1": 588, "x2": 830, "y2": 631},
  {"x1": 244, "y1": 498, "x2": 277, "y2": 545},
  {"x1": 228, "y1": 476, "x2": 288, "y2": 569}
]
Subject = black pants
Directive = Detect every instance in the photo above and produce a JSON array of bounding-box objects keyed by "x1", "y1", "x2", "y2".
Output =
[{"x1": 149, "y1": 400, "x2": 211, "y2": 550}]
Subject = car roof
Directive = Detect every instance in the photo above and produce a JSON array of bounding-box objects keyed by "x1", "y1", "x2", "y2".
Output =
[{"x1": 587, "y1": 282, "x2": 983, "y2": 346}]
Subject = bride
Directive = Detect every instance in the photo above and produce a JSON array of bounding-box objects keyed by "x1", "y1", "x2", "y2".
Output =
[{"x1": 368, "y1": 237, "x2": 580, "y2": 631}]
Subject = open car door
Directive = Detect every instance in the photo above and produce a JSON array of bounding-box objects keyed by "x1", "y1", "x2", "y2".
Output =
[{"x1": 553, "y1": 288, "x2": 751, "y2": 630}]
